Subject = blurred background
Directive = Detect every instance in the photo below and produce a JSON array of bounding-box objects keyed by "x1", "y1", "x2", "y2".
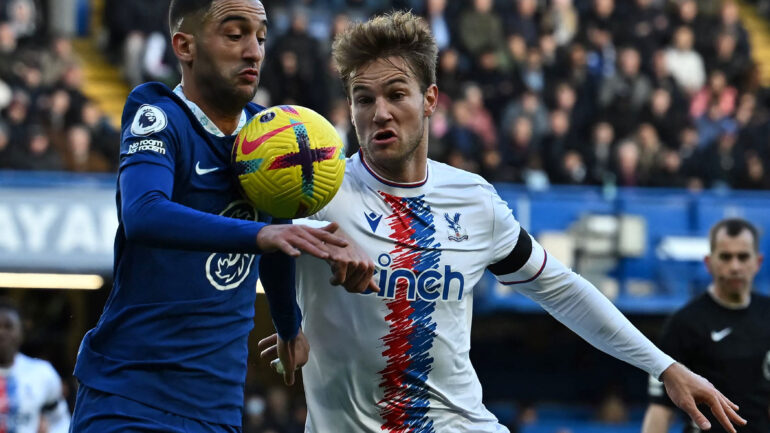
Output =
[{"x1": 2, "y1": 0, "x2": 770, "y2": 432}]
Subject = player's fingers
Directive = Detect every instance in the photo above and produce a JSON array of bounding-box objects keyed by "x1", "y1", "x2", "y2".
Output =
[
  {"x1": 257, "y1": 334, "x2": 278, "y2": 352},
  {"x1": 345, "y1": 262, "x2": 373, "y2": 293},
  {"x1": 283, "y1": 367, "x2": 295, "y2": 386},
  {"x1": 261, "y1": 345, "x2": 278, "y2": 360},
  {"x1": 682, "y1": 400, "x2": 712, "y2": 431},
  {"x1": 367, "y1": 277, "x2": 379, "y2": 293},
  {"x1": 700, "y1": 392, "x2": 736, "y2": 433},
  {"x1": 276, "y1": 240, "x2": 303, "y2": 257},
  {"x1": 720, "y1": 394, "x2": 746, "y2": 426},
  {"x1": 313, "y1": 229, "x2": 348, "y2": 248},
  {"x1": 319, "y1": 222, "x2": 340, "y2": 233}
]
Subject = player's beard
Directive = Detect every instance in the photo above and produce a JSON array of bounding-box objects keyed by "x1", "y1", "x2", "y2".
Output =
[
  {"x1": 195, "y1": 45, "x2": 257, "y2": 114},
  {"x1": 361, "y1": 114, "x2": 427, "y2": 174}
]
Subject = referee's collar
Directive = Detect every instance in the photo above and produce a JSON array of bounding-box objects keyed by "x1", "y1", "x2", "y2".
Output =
[{"x1": 707, "y1": 286, "x2": 751, "y2": 309}]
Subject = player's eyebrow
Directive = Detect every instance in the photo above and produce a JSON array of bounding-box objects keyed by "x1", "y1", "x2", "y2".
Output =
[
  {"x1": 351, "y1": 78, "x2": 409, "y2": 93},
  {"x1": 219, "y1": 15, "x2": 268, "y2": 28}
]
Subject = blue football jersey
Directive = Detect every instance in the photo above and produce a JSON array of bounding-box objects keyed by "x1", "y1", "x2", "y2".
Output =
[{"x1": 74, "y1": 83, "x2": 268, "y2": 425}]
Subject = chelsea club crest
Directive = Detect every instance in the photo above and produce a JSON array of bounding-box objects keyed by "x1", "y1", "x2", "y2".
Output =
[{"x1": 205, "y1": 201, "x2": 258, "y2": 290}]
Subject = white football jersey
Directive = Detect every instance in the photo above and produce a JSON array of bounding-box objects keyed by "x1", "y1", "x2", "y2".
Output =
[
  {"x1": 297, "y1": 153, "x2": 519, "y2": 432},
  {"x1": 0, "y1": 353, "x2": 70, "y2": 433}
]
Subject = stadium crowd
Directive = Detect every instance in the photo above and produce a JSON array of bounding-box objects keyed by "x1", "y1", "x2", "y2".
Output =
[{"x1": 1, "y1": 0, "x2": 770, "y2": 191}]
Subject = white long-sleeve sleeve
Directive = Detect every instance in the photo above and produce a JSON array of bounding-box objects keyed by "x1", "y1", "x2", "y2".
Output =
[{"x1": 494, "y1": 235, "x2": 676, "y2": 379}]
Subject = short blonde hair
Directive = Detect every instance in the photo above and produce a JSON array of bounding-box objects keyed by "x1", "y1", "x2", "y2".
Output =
[{"x1": 332, "y1": 11, "x2": 438, "y2": 95}]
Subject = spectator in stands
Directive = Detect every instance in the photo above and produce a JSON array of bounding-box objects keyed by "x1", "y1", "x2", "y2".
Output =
[
  {"x1": 39, "y1": 35, "x2": 80, "y2": 87},
  {"x1": 8, "y1": 124, "x2": 63, "y2": 171},
  {"x1": 642, "y1": 218, "x2": 770, "y2": 433},
  {"x1": 715, "y1": 1, "x2": 751, "y2": 61},
  {"x1": 457, "y1": 0, "x2": 504, "y2": 61},
  {"x1": 598, "y1": 46, "x2": 652, "y2": 138},
  {"x1": 613, "y1": 138, "x2": 642, "y2": 187},
  {"x1": 708, "y1": 32, "x2": 750, "y2": 87},
  {"x1": 690, "y1": 70, "x2": 738, "y2": 119},
  {"x1": 668, "y1": 0, "x2": 712, "y2": 57},
  {"x1": 543, "y1": 0, "x2": 578, "y2": 48},
  {"x1": 736, "y1": 150, "x2": 770, "y2": 190},
  {"x1": 664, "y1": 26, "x2": 706, "y2": 95},
  {"x1": 0, "y1": 21, "x2": 17, "y2": 81},
  {"x1": 500, "y1": 89, "x2": 549, "y2": 146},
  {"x1": 423, "y1": 0, "x2": 452, "y2": 51},
  {"x1": 623, "y1": 0, "x2": 669, "y2": 66},
  {"x1": 641, "y1": 87, "x2": 687, "y2": 148},
  {"x1": 702, "y1": 130, "x2": 743, "y2": 189},
  {"x1": 696, "y1": 100, "x2": 738, "y2": 149},
  {"x1": 502, "y1": 0, "x2": 539, "y2": 46},
  {"x1": 584, "y1": 121, "x2": 615, "y2": 185},
  {"x1": 63, "y1": 124, "x2": 111, "y2": 172},
  {"x1": 435, "y1": 47, "x2": 465, "y2": 101},
  {"x1": 541, "y1": 109, "x2": 578, "y2": 180}
]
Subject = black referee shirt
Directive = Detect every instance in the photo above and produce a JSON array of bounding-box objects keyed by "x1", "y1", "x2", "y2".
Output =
[{"x1": 649, "y1": 291, "x2": 770, "y2": 433}]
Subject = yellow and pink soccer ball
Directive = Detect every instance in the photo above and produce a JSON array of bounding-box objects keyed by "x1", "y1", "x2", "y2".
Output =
[{"x1": 233, "y1": 105, "x2": 346, "y2": 218}]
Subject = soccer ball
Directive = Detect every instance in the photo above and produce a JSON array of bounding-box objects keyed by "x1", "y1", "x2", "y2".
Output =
[{"x1": 232, "y1": 105, "x2": 346, "y2": 219}]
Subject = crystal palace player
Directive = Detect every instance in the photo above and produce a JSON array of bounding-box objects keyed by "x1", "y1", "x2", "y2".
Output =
[
  {"x1": 642, "y1": 218, "x2": 770, "y2": 433},
  {"x1": 259, "y1": 11, "x2": 747, "y2": 433},
  {"x1": 69, "y1": 1, "x2": 373, "y2": 432},
  {"x1": 0, "y1": 300, "x2": 70, "y2": 433}
]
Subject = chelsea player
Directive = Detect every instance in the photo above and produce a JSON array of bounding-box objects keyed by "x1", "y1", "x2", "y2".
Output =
[{"x1": 69, "y1": 1, "x2": 373, "y2": 432}]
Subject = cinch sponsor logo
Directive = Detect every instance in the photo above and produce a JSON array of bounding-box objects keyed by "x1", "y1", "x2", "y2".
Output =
[{"x1": 363, "y1": 253, "x2": 465, "y2": 301}]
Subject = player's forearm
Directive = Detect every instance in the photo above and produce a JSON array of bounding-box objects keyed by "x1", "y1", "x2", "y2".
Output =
[
  {"x1": 120, "y1": 163, "x2": 265, "y2": 252},
  {"x1": 259, "y1": 252, "x2": 301, "y2": 340},
  {"x1": 641, "y1": 404, "x2": 675, "y2": 433},
  {"x1": 506, "y1": 237, "x2": 675, "y2": 378}
]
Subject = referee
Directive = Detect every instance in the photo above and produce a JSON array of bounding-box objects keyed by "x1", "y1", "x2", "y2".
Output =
[{"x1": 642, "y1": 218, "x2": 770, "y2": 433}]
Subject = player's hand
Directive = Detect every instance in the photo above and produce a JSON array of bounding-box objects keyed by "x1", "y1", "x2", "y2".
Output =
[
  {"x1": 660, "y1": 362, "x2": 746, "y2": 432},
  {"x1": 258, "y1": 330, "x2": 309, "y2": 386},
  {"x1": 321, "y1": 225, "x2": 378, "y2": 293},
  {"x1": 256, "y1": 222, "x2": 348, "y2": 259}
]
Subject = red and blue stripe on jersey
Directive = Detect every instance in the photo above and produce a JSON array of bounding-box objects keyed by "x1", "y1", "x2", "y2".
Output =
[
  {"x1": 377, "y1": 191, "x2": 439, "y2": 433},
  {"x1": 0, "y1": 375, "x2": 18, "y2": 433}
]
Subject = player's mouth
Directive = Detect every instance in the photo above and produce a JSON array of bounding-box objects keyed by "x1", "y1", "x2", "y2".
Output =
[
  {"x1": 372, "y1": 129, "x2": 397, "y2": 146},
  {"x1": 238, "y1": 68, "x2": 259, "y2": 82}
]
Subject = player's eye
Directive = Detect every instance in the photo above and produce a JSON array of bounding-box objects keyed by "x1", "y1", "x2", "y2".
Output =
[
  {"x1": 355, "y1": 96, "x2": 373, "y2": 105},
  {"x1": 227, "y1": 34, "x2": 243, "y2": 41},
  {"x1": 738, "y1": 253, "x2": 751, "y2": 262},
  {"x1": 390, "y1": 92, "x2": 405, "y2": 100}
]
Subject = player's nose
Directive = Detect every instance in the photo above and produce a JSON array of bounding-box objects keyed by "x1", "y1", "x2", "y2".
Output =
[
  {"x1": 372, "y1": 97, "x2": 392, "y2": 124},
  {"x1": 243, "y1": 35, "x2": 264, "y2": 63}
]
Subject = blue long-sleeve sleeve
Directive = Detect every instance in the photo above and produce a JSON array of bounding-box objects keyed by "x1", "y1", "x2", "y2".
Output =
[
  {"x1": 120, "y1": 162, "x2": 265, "y2": 252},
  {"x1": 120, "y1": 161, "x2": 300, "y2": 339},
  {"x1": 259, "y1": 251, "x2": 301, "y2": 340}
]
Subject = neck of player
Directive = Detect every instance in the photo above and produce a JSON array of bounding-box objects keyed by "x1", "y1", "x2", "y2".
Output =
[
  {"x1": 709, "y1": 284, "x2": 751, "y2": 308},
  {"x1": 181, "y1": 79, "x2": 242, "y2": 136}
]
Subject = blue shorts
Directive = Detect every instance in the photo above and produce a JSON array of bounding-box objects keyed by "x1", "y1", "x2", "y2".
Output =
[{"x1": 70, "y1": 385, "x2": 241, "y2": 433}]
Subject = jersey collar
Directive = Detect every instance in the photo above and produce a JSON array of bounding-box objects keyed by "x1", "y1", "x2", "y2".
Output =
[
  {"x1": 354, "y1": 151, "x2": 430, "y2": 194},
  {"x1": 173, "y1": 84, "x2": 247, "y2": 137},
  {"x1": 357, "y1": 150, "x2": 429, "y2": 188}
]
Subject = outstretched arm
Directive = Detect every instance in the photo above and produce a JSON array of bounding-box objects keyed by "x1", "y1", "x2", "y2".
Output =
[{"x1": 490, "y1": 229, "x2": 745, "y2": 432}]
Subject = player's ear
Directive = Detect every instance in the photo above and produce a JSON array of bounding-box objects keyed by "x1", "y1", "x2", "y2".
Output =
[
  {"x1": 423, "y1": 84, "x2": 438, "y2": 118},
  {"x1": 704, "y1": 254, "x2": 712, "y2": 273},
  {"x1": 347, "y1": 97, "x2": 356, "y2": 127},
  {"x1": 172, "y1": 32, "x2": 195, "y2": 64}
]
